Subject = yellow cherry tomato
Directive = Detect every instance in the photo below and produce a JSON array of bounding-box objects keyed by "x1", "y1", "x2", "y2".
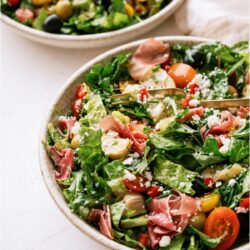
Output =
[{"x1": 200, "y1": 193, "x2": 220, "y2": 213}]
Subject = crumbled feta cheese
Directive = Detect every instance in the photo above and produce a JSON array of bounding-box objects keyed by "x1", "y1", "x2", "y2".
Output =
[
  {"x1": 179, "y1": 182, "x2": 186, "y2": 188},
  {"x1": 159, "y1": 236, "x2": 171, "y2": 247},
  {"x1": 207, "y1": 115, "x2": 221, "y2": 128},
  {"x1": 192, "y1": 114, "x2": 201, "y2": 121},
  {"x1": 145, "y1": 181, "x2": 151, "y2": 188},
  {"x1": 228, "y1": 178, "x2": 237, "y2": 187},
  {"x1": 123, "y1": 157, "x2": 133, "y2": 165},
  {"x1": 158, "y1": 186, "x2": 164, "y2": 192},
  {"x1": 215, "y1": 181, "x2": 222, "y2": 187},
  {"x1": 189, "y1": 99, "x2": 200, "y2": 107},
  {"x1": 144, "y1": 171, "x2": 153, "y2": 181},
  {"x1": 235, "y1": 206, "x2": 249, "y2": 214},
  {"x1": 71, "y1": 122, "x2": 81, "y2": 134},
  {"x1": 219, "y1": 136, "x2": 231, "y2": 154},
  {"x1": 123, "y1": 170, "x2": 136, "y2": 181}
]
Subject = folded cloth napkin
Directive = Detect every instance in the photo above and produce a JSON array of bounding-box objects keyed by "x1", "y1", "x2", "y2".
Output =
[{"x1": 175, "y1": 0, "x2": 249, "y2": 44}]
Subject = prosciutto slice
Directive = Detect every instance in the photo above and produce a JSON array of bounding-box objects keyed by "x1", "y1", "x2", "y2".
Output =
[
  {"x1": 49, "y1": 147, "x2": 75, "y2": 181},
  {"x1": 129, "y1": 38, "x2": 170, "y2": 81},
  {"x1": 58, "y1": 116, "x2": 76, "y2": 139},
  {"x1": 147, "y1": 191, "x2": 200, "y2": 248},
  {"x1": 99, "y1": 115, "x2": 147, "y2": 155},
  {"x1": 89, "y1": 205, "x2": 113, "y2": 239}
]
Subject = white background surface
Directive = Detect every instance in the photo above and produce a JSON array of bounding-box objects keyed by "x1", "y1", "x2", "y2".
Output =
[{"x1": 0, "y1": 16, "x2": 183, "y2": 250}]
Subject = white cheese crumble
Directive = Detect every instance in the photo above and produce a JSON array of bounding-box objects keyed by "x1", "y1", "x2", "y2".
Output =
[
  {"x1": 219, "y1": 136, "x2": 231, "y2": 154},
  {"x1": 179, "y1": 182, "x2": 186, "y2": 188},
  {"x1": 189, "y1": 99, "x2": 200, "y2": 107},
  {"x1": 71, "y1": 121, "x2": 81, "y2": 135},
  {"x1": 207, "y1": 115, "x2": 221, "y2": 128},
  {"x1": 123, "y1": 157, "x2": 133, "y2": 165},
  {"x1": 144, "y1": 171, "x2": 153, "y2": 181},
  {"x1": 215, "y1": 181, "x2": 222, "y2": 188},
  {"x1": 235, "y1": 206, "x2": 249, "y2": 214},
  {"x1": 192, "y1": 114, "x2": 201, "y2": 122},
  {"x1": 159, "y1": 236, "x2": 171, "y2": 247},
  {"x1": 228, "y1": 178, "x2": 237, "y2": 187},
  {"x1": 123, "y1": 170, "x2": 136, "y2": 181},
  {"x1": 145, "y1": 181, "x2": 151, "y2": 188}
]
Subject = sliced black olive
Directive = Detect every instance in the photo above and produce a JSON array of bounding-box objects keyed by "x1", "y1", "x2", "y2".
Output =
[
  {"x1": 184, "y1": 49, "x2": 206, "y2": 68},
  {"x1": 43, "y1": 14, "x2": 63, "y2": 33}
]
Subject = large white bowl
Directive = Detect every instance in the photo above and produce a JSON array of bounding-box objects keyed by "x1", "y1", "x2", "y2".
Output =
[
  {"x1": 39, "y1": 36, "x2": 250, "y2": 250},
  {"x1": 0, "y1": 0, "x2": 184, "y2": 48}
]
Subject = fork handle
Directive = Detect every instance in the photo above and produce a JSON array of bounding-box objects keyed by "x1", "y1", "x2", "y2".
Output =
[{"x1": 200, "y1": 98, "x2": 250, "y2": 108}]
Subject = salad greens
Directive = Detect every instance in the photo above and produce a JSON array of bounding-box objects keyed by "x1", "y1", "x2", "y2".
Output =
[
  {"x1": 1, "y1": 0, "x2": 170, "y2": 34},
  {"x1": 45, "y1": 39, "x2": 250, "y2": 249}
]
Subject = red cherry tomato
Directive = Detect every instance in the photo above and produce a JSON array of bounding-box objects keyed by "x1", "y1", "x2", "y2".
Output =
[
  {"x1": 167, "y1": 63, "x2": 196, "y2": 88},
  {"x1": 181, "y1": 95, "x2": 191, "y2": 108},
  {"x1": 7, "y1": 0, "x2": 20, "y2": 7},
  {"x1": 139, "y1": 88, "x2": 148, "y2": 102},
  {"x1": 123, "y1": 174, "x2": 150, "y2": 193},
  {"x1": 139, "y1": 233, "x2": 149, "y2": 247},
  {"x1": 147, "y1": 185, "x2": 162, "y2": 198},
  {"x1": 76, "y1": 85, "x2": 87, "y2": 99},
  {"x1": 203, "y1": 178, "x2": 214, "y2": 189},
  {"x1": 15, "y1": 8, "x2": 34, "y2": 22},
  {"x1": 188, "y1": 84, "x2": 199, "y2": 94},
  {"x1": 239, "y1": 197, "x2": 250, "y2": 209},
  {"x1": 71, "y1": 98, "x2": 83, "y2": 118},
  {"x1": 204, "y1": 207, "x2": 240, "y2": 250},
  {"x1": 178, "y1": 107, "x2": 204, "y2": 123},
  {"x1": 238, "y1": 106, "x2": 250, "y2": 119}
]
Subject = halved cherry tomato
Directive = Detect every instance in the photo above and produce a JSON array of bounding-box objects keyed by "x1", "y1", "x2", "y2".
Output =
[
  {"x1": 204, "y1": 207, "x2": 240, "y2": 250},
  {"x1": 123, "y1": 174, "x2": 150, "y2": 192},
  {"x1": 204, "y1": 178, "x2": 214, "y2": 189},
  {"x1": 239, "y1": 197, "x2": 250, "y2": 209},
  {"x1": 75, "y1": 85, "x2": 87, "y2": 99},
  {"x1": 188, "y1": 84, "x2": 199, "y2": 94},
  {"x1": 181, "y1": 95, "x2": 191, "y2": 108},
  {"x1": 15, "y1": 8, "x2": 34, "y2": 22},
  {"x1": 147, "y1": 185, "x2": 162, "y2": 198},
  {"x1": 71, "y1": 98, "x2": 83, "y2": 118},
  {"x1": 7, "y1": 0, "x2": 20, "y2": 7},
  {"x1": 139, "y1": 233, "x2": 149, "y2": 247},
  {"x1": 178, "y1": 107, "x2": 204, "y2": 123},
  {"x1": 238, "y1": 106, "x2": 250, "y2": 119},
  {"x1": 200, "y1": 193, "x2": 220, "y2": 213},
  {"x1": 167, "y1": 63, "x2": 196, "y2": 88},
  {"x1": 139, "y1": 88, "x2": 148, "y2": 102}
]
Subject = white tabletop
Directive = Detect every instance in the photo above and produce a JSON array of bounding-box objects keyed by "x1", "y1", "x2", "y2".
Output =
[{"x1": 1, "y1": 16, "x2": 182, "y2": 250}]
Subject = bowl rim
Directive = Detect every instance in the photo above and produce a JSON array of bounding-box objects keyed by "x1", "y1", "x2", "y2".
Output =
[
  {"x1": 39, "y1": 36, "x2": 250, "y2": 250},
  {"x1": 1, "y1": 0, "x2": 184, "y2": 42}
]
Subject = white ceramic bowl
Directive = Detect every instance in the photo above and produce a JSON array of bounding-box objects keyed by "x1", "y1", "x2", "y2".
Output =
[
  {"x1": 0, "y1": 0, "x2": 184, "y2": 49},
  {"x1": 39, "y1": 36, "x2": 250, "y2": 250}
]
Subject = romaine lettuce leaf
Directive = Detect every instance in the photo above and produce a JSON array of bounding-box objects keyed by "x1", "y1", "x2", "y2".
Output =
[
  {"x1": 153, "y1": 156, "x2": 198, "y2": 195},
  {"x1": 229, "y1": 138, "x2": 249, "y2": 163},
  {"x1": 81, "y1": 94, "x2": 107, "y2": 125},
  {"x1": 111, "y1": 201, "x2": 125, "y2": 228}
]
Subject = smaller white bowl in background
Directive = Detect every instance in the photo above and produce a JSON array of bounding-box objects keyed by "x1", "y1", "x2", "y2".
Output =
[
  {"x1": 0, "y1": 0, "x2": 184, "y2": 49},
  {"x1": 39, "y1": 36, "x2": 250, "y2": 250}
]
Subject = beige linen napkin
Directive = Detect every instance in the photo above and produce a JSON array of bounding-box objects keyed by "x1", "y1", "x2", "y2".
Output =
[{"x1": 175, "y1": 0, "x2": 249, "y2": 44}]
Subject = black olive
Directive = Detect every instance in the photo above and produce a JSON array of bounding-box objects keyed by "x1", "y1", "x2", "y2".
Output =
[
  {"x1": 184, "y1": 49, "x2": 206, "y2": 68},
  {"x1": 43, "y1": 14, "x2": 63, "y2": 33},
  {"x1": 192, "y1": 178, "x2": 209, "y2": 196}
]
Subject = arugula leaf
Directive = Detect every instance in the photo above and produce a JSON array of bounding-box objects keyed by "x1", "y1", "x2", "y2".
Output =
[
  {"x1": 220, "y1": 170, "x2": 249, "y2": 208},
  {"x1": 153, "y1": 156, "x2": 198, "y2": 195},
  {"x1": 202, "y1": 137, "x2": 221, "y2": 155},
  {"x1": 162, "y1": 235, "x2": 185, "y2": 250},
  {"x1": 103, "y1": 160, "x2": 125, "y2": 179},
  {"x1": 233, "y1": 121, "x2": 250, "y2": 139},
  {"x1": 111, "y1": 201, "x2": 125, "y2": 228},
  {"x1": 229, "y1": 138, "x2": 249, "y2": 163},
  {"x1": 112, "y1": 229, "x2": 142, "y2": 248},
  {"x1": 86, "y1": 54, "x2": 130, "y2": 96},
  {"x1": 186, "y1": 225, "x2": 221, "y2": 248}
]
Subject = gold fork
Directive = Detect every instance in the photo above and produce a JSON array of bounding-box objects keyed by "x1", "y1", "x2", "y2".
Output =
[{"x1": 109, "y1": 88, "x2": 250, "y2": 108}]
